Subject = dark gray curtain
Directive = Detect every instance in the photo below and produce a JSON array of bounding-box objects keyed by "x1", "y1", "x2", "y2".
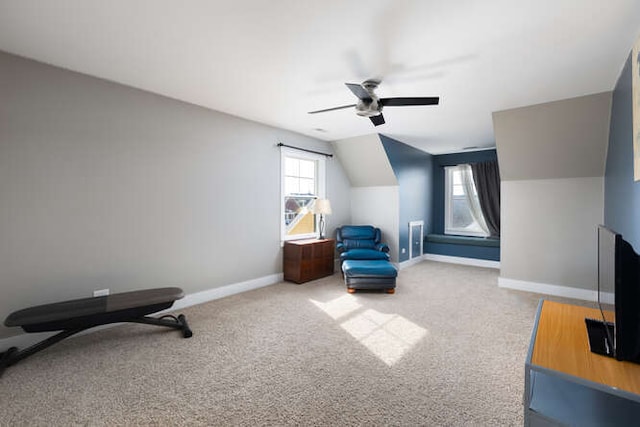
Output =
[{"x1": 471, "y1": 160, "x2": 501, "y2": 238}]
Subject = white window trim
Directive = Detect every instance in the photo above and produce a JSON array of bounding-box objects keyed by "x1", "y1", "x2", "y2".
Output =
[
  {"x1": 280, "y1": 147, "x2": 326, "y2": 241},
  {"x1": 444, "y1": 165, "x2": 487, "y2": 238}
]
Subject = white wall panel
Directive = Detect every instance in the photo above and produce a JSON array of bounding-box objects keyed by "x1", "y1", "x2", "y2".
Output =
[
  {"x1": 350, "y1": 186, "x2": 400, "y2": 262},
  {"x1": 500, "y1": 177, "x2": 604, "y2": 290}
]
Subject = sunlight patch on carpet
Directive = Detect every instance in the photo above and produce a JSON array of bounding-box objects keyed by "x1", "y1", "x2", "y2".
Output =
[
  {"x1": 340, "y1": 309, "x2": 428, "y2": 366},
  {"x1": 309, "y1": 295, "x2": 362, "y2": 320},
  {"x1": 310, "y1": 296, "x2": 427, "y2": 366}
]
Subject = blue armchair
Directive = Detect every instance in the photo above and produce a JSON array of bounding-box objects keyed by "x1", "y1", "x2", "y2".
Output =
[{"x1": 336, "y1": 225, "x2": 390, "y2": 263}]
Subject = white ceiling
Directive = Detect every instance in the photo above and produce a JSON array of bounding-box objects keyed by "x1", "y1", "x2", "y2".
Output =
[{"x1": 0, "y1": 0, "x2": 638, "y2": 154}]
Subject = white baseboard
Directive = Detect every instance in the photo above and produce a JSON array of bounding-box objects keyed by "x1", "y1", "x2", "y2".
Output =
[
  {"x1": 170, "y1": 273, "x2": 283, "y2": 311},
  {"x1": 0, "y1": 273, "x2": 283, "y2": 353},
  {"x1": 398, "y1": 255, "x2": 426, "y2": 270},
  {"x1": 423, "y1": 253, "x2": 500, "y2": 269},
  {"x1": 498, "y1": 277, "x2": 614, "y2": 304}
]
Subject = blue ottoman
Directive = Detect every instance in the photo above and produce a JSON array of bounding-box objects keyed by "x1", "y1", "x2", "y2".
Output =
[{"x1": 342, "y1": 260, "x2": 397, "y2": 294}]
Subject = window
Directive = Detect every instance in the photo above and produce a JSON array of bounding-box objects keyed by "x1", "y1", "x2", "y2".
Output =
[
  {"x1": 444, "y1": 165, "x2": 489, "y2": 237},
  {"x1": 281, "y1": 148, "x2": 325, "y2": 241}
]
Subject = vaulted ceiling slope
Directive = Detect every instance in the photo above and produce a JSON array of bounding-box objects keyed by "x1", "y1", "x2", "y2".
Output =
[
  {"x1": 0, "y1": 1, "x2": 638, "y2": 154},
  {"x1": 331, "y1": 135, "x2": 398, "y2": 187},
  {"x1": 494, "y1": 92, "x2": 613, "y2": 181}
]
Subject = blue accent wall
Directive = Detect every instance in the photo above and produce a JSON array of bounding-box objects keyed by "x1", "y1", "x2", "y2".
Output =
[
  {"x1": 430, "y1": 149, "x2": 500, "y2": 261},
  {"x1": 380, "y1": 135, "x2": 433, "y2": 262},
  {"x1": 604, "y1": 53, "x2": 640, "y2": 250},
  {"x1": 431, "y1": 150, "x2": 498, "y2": 234}
]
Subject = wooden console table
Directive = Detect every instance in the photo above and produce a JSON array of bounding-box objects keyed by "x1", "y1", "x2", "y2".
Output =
[
  {"x1": 283, "y1": 239, "x2": 335, "y2": 284},
  {"x1": 525, "y1": 300, "x2": 640, "y2": 426}
]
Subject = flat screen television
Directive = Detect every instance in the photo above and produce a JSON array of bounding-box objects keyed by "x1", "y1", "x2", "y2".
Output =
[{"x1": 585, "y1": 225, "x2": 640, "y2": 363}]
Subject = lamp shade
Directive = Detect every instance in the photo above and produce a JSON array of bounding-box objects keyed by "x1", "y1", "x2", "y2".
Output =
[{"x1": 313, "y1": 199, "x2": 332, "y2": 215}]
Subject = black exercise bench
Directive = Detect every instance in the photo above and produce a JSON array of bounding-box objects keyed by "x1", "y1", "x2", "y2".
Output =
[{"x1": 0, "y1": 287, "x2": 192, "y2": 377}]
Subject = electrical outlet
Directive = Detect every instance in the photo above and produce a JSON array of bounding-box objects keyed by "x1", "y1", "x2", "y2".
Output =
[
  {"x1": 93, "y1": 288, "x2": 110, "y2": 297},
  {"x1": 401, "y1": 248, "x2": 406, "y2": 254}
]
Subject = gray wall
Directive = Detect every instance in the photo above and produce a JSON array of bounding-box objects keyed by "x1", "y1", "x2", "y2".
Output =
[
  {"x1": 0, "y1": 51, "x2": 351, "y2": 338},
  {"x1": 493, "y1": 93, "x2": 611, "y2": 291}
]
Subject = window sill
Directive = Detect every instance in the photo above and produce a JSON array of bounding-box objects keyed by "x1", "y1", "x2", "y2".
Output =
[{"x1": 426, "y1": 234, "x2": 500, "y2": 247}]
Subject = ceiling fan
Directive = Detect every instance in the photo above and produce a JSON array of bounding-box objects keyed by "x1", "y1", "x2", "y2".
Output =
[{"x1": 308, "y1": 79, "x2": 439, "y2": 126}]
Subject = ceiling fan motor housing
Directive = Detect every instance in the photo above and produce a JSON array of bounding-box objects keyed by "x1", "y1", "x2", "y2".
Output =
[
  {"x1": 355, "y1": 79, "x2": 383, "y2": 116},
  {"x1": 355, "y1": 99, "x2": 382, "y2": 117}
]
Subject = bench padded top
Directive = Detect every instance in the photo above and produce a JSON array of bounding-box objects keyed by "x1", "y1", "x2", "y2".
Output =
[{"x1": 5, "y1": 287, "x2": 184, "y2": 328}]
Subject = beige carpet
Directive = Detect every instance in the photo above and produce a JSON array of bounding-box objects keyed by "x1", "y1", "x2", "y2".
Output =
[{"x1": 0, "y1": 261, "x2": 589, "y2": 426}]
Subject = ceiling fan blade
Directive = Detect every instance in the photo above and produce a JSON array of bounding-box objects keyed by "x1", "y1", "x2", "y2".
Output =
[
  {"x1": 308, "y1": 104, "x2": 356, "y2": 114},
  {"x1": 380, "y1": 97, "x2": 440, "y2": 107},
  {"x1": 369, "y1": 114, "x2": 385, "y2": 126},
  {"x1": 345, "y1": 83, "x2": 372, "y2": 101}
]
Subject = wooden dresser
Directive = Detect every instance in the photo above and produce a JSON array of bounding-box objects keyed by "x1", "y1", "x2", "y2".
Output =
[{"x1": 283, "y1": 239, "x2": 335, "y2": 284}]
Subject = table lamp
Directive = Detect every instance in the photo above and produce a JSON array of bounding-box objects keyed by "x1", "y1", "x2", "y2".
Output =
[{"x1": 313, "y1": 199, "x2": 332, "y2": 239}]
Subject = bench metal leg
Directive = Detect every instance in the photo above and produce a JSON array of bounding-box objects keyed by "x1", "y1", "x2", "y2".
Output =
[
  {"x1": 0, "y1": 313, "x2": 192, "y2": 378},
  {"x1": 0, "y1": 347, "x2": 18, "y2": 377},
  {"x1": 130, "y1": 314, "x2": 193, "y2": 338},
  {"x1": 0, "y1": 327, "x2": 86, "y2": 377}
]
